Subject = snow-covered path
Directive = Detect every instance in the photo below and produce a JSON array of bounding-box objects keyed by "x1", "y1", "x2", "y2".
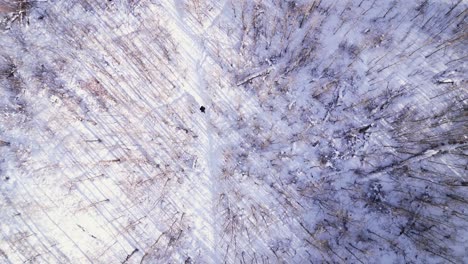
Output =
[{"x1": 156, "y1": 1, "x2": 221, "y2": 261}]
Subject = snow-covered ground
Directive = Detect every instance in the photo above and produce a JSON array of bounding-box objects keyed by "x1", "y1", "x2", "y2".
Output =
[{"x1": 0, "y1": 0, "x2": 467, "y2": 263}]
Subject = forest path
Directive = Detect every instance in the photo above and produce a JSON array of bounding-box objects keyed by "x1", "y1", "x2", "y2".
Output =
[{"x1": 159, "y1": 0, "x2": 222, "y2": 262}]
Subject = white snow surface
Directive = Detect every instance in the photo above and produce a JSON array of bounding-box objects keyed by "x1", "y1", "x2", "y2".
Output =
[{"x1": 0, "y1": 0, "x2": 467, "y2": 263}]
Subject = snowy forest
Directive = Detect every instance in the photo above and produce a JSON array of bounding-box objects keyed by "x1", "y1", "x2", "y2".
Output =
[{"x1": 0, "y1": 0, "x2": 467, "y2": 263}]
